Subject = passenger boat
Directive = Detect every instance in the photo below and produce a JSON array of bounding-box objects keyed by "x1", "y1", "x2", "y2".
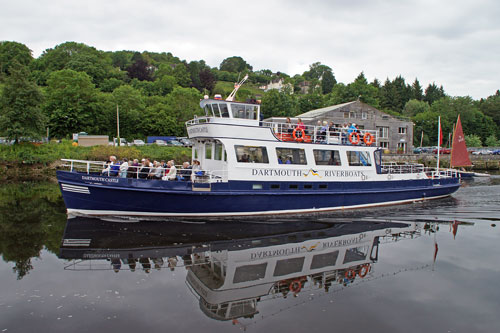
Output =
[{"x1": 57, "y1": 83, "x2": 461, "y2": 218}]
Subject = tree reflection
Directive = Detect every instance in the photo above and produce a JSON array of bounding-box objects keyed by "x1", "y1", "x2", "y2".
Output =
[{"x1": 0, "y1": 182, "x2": 66, "y2": 279}]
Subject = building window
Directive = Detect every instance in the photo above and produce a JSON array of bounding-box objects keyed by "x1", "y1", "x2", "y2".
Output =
[
  {"x1": 235, "y1": 145, "x2": 269, "y2": 163},
  {"x1": 347, "y1": 151, "x2": 372, "y2": 166},
  {"x1": 349, "y1": 112, "x2": 356, "y2": 118},
  {"x1": 313, "y1": 149, "x2": 341, "y2": 166},
  {"x1": 379, "y1": 141, "x2": 389, "y2": 148},
  {"x1": 343, "y1": 112, "x2": 349, "y2": 118},
  {"x1": 362, "y1": 112, "x2": 368, "y2": 120},
  {"x1": 378, "y1": 127, "x2": 389, "y2": 139},
  {"x1": 397, "y1": 142, "x2": 407, "y2": 153},
  {"x1": 398, "y1": 127, "x2": 407, "y2": 134},
  {"x1": 276, "y1": 147, "x2": 307, "y2": 165}
]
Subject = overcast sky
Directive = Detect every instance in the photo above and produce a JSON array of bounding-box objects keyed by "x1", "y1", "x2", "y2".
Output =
[{"x1": 2, "y1": 0, "x2": 499, "y2": 99}]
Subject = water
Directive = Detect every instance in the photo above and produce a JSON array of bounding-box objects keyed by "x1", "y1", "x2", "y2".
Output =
[{"x1": 1, "y1": 178, "x2": 500, "y2": 332}]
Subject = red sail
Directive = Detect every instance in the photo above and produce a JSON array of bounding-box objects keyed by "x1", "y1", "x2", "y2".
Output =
[{"x1": 450, "y1": 115, "x2": 472, "y2": 167}]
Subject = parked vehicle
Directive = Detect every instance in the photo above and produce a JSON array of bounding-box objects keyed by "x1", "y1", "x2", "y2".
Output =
[
  {"x1": 432, "y1": 147, "x2": 451, "y2": 154},
  {"x1": 166, "y1": 139, "x2": 184, "y2": 146},
  {"x1": 154, "y1": 140, "x2": 167, "y2": 146},
  {"x1": 178, "y1": 137, "x2": 193, "y2": 147},
  {"x1": 131, "y1": 139, "x2": 145, "y2": 146},
  {"x1": 492, "y1": 149, "x2": 500, "y2": 155},
  {"x1": 472, "y1": 149, "x2": 493, "y2": 155}
]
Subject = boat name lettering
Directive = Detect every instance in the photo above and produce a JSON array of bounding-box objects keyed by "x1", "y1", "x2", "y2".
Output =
[
  {"x1": 82, "y1": 176, "x2": 119, "y2": 183},
  {"x1": 83, "y1": 253, "x2": 120, "y2": 259},
  {"x1": 252, "y1": 169, "x2": 304, "y2": 177},
  {"x1": 322, "y1": 233, "x2": 367, "y2": 248},
  {"x1": 251, "y1": 169, "x2": 366, "y2": 178},
  {"x1": 188, "y1": 126, "x2": 208, "y2": 135},
  {"x1": 324, "y1": 170, "x2": 365, "y2": 178},
  {"x1": 250, "y1": 246, "x2": 302, "y2": 260}
]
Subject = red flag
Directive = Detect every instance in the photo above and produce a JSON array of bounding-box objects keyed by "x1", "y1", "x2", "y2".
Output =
[{"x1": 439, "y1": 122, "x2": 443, "y2": 146}]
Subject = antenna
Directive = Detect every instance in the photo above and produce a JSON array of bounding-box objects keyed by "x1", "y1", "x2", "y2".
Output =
[{"x1": 226, "y1": 74, "x2": 248, "y2": 101}]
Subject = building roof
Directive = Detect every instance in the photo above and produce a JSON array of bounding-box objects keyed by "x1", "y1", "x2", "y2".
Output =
[{"x1": 297, "y1": 101, "x2": 357, "y2": 119}]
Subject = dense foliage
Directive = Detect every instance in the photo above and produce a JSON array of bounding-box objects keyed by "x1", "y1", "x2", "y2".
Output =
[{"x1": 0, "y1": 41, "x2": 499, "y2": 147}]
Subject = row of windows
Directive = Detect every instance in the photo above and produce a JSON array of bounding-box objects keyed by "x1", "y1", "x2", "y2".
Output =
[
  {"x1": 232, "y1": 246, "x2": 370, "y2": 283},
  {"x1": 235, "y1": 145, "x2": 372, "y2": 167},
  {"x1": 204, "y1": 103, "x2": 258, "y2": 120},
  {"x1": 253, "y1": 183, "x2": 329, "y2": 190}
]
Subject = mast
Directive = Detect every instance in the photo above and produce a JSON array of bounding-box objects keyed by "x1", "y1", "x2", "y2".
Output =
[{"x1": 226, "y1": 74, "x2": 248, "y2": 102}]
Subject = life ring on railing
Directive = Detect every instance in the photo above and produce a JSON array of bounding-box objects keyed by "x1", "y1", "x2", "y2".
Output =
[
  {"x1": 292, "y1": 128, "x2": 305, "y2": 142},
  {"x1": 358, "y1": 264, "x2": 370, "y2": 278},
  {"x1": 289, "y1": 279, "x2": 302, "y2": 293},
  {"x1": 348, "y1": 132, "x2": 360, "y2": 145},
  {"x1": 363, "y1": 133, "x2": 374, "y2": 146},
  {"x1": 345, "y1": 269, "x2": 357, "y2": 279}
]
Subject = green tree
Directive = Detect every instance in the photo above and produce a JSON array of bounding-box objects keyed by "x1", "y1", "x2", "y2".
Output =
[
  {"x1": 112, "y1": 85, "x2": 145, "y2": 137},
  {"x1": 261, "y1": 90, "x2": 299, "y2": 118},
  {"x1": 484, "y1": 134, "x2": 499, "y2": 147},
  {"x1": 424, "y1": 83, "x2": 446, "y2": 105},
  {"x1": 0, "y1": 62, "x2": 45, "y2": 143},
  {"x1": 465, "y1": 134, "x2": 482, "y2": 147},
  {"x1": 126, "y1": 52, "x2": 152, "y2": 81},
  {"x1": 43, "y1": 69, "x2": 98, "y2": 138},
  {"x1": 219, "y1": 56, "x2": 252, "y2": 73},
  {"x1": 403, "y1": 99, "x2": 430, "y2": 117},
  {"x1": 478, "y1": 91, "x2": 500, "y2": 138},
  {"x1": 410, "y1": 79, "x2": 423, "y2": 101},
  {"x1": 0, "y1": 41, "x2": 33, "y2": 77}
]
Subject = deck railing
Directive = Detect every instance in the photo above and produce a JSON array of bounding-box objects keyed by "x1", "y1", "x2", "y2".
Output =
[
  {"x1": 381, "y1": 162, "x2": 425, "y2": 174},
  {"x1": 60, "y1": 159, "x2": 227, "y2": 183}
]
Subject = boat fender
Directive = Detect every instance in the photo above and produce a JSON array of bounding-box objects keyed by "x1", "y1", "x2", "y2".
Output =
[
  {"x1": 293, "y1": 128, "x2": 305, "y2": 142},
  {"x1": 349, "y1": 132, "x2": 360, "y2": 145},
  {"x1": 345, "y1": 269, "x2": 356, "y2": 279},
  {"x1": 363, "y1": 133, "x2": 374, "y2": 146},
  {"x1": 358, "y1": 264, "x2": 370, "y2": 278},
  {"x1": 289, "y1": 279, "x2": 302, "y2": 293}
]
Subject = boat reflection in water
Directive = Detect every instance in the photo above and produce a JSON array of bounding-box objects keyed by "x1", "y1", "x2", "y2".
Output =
[{"x1": 59, "y1": 217, "x2": 422, "y2": 323}]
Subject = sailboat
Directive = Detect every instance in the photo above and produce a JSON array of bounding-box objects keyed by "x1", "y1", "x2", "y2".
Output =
[{"x1": 450, "y1": 115, "x2": 489, "y2": 178}]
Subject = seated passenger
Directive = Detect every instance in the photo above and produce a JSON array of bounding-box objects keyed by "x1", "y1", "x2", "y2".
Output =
[
  {"x1": 119, "y1": 158, "x2": 128, "y2": 178},
  {"x1": 102, "y1": 155, "x2": 120, "y2": 176},
  {"x1": 149, "y1": 161, "x2": 163, "y2": 179},
  {"x1": 138, "y1": 159, "x2": 150, "y2": 179},
  {"x1": 162, "y1": 160, "x2": 177, "y2": 180},
  {"x1": 127, "y1": 159, "x2": 139, "y2": 178},
  {"x1": 180, "y1": 161, "x2": 192, "y2": 181}
]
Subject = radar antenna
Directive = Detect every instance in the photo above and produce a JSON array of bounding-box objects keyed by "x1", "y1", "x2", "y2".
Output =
[{"x1": 226, "y1": 74, "x2": 248, "y2": 101}]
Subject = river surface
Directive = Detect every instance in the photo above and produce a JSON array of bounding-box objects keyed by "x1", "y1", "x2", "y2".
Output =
[{"x1": 1, "y1": 177, "x2": 500, "y2": 332}]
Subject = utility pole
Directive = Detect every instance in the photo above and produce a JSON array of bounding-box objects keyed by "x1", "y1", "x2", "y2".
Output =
[{"x1": 116, "y1": 104, "x2": 120, "y2": 146}]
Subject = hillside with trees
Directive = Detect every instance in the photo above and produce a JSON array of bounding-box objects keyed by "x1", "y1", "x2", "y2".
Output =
[{"x1": 1, "y1": 41, "x2": 499, "y2": 147}]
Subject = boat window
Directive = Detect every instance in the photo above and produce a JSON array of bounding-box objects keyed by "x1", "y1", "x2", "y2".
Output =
[
  {"x1": 276, "y1": 148, "x2": 307, "y2": 165},
  {"x1": 211, "y1": 103, "x2": 221, "y2": 117},
  {"x1": 232, "y1": 104, "x2": 246, "y2": 119},
  {"x1": 246, "y1": 105, "x2": 258, "y2": 120},
  {"x1": 214, "y1": 143, "x2": 223, "y2": 160},
  {"x1": 289, "y1": 184, "x2": 299, "y2": 189},
  {"x1": 235, "y1": 145, "x2": 269, "y2": 163},
  {"x1": 205, "y1": 143, "x2": 212, "y2": 159},
  {"x1": 273, "y1": 257, "x2": 305, "y2": 277},
  {"x1": 346, "y1": 151, "x2": 372, "y2": 166},
  {"x1": 270, "y1": 184, "x2": 280, "y2": 189},
  {"x1": 318, "y1": 184, "x2": 328, "y2": 189},
  {"x1": 252, "y1": 184, "x2": 263, "y2": 190},
  {"x1": 304, "y1": 184, "x2": 313, "y2": 189},
  {"x1": 219, "y1": 103, "x2": 230, "y2": 118},
  {"x1": 204, "y1": 104, "x2": 215, "y2": 117},
  {"x1": 233, "y1": 263, "x2": 267, "y2": 283},
  {"x1": 343, "y1": 246, "x2": 370, "y2": 264},
  {"x1": 310, "y1": 251, "x2": 339, "y2": 269},
  {"x1": 313, "y1": 149, "x2": 341, "y2": 166}
]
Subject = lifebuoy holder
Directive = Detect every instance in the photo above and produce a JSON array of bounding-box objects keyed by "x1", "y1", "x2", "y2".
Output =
[
  {"x1": 358, "y1": 264, "x2": 370, "y2": 278},
  {"x1": 293, "y1": 128, "x2": 305, "y2": 142},
  {"x1": 363, "y1": 133, "x2": 374, "y2": 146},
  {"x1": 345, "y1": 268, "x2": 357, "y2": 279},
  {"x1": 349, "y1": 132, "x2": 360, "y2": 145},
  {"x1": 289, "y1": 279, "x2": 302, "y2": 293}
]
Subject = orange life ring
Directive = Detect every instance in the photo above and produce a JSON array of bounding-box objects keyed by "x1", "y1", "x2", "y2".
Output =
[
  {"x1": 292, "y1": 128, "x2": 305, "y2": 142},
  {"x1": 348, "y1": 132, "x2": 360, "y2": 145},
  {"x1": 363, "y1": 133, "x2": 374, "y2": 146},
  {"x1": 289, "y1": 279, "x2": 302, "y2": 293},
  {"x1": 358, "y1": 264, "x2": 370, "y2": 278},
  {"x1": 345, "y1": 269, "x2": 356, "y2": 279}
]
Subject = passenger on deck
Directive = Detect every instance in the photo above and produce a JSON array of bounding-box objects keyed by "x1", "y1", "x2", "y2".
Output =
[
  {"x1": 149, "y1": 161, "x2": 163, "y2": 179},
  {"x1": 102, "y1": 155, "x2": 120, "y2": 176},
  {"x1": 278, "y1": 156, "x2": 284, "y2": 164},
  {"x1": 319, "y1": 121, "x2": 328, "y2": 142},
  {"x1": 296, "y1": 118, "x2": 305, "y2": 130},
  {"x1": 138, "y1": 159, "x2": 150, "y2": 179},
  {"x1": 127, "y1": 159, "x2": 139, "y2": 178},
  {"x1": 285, "y1": 117, "x2": 293, "y2": 133},
  {"x1": 191, "y1": 160, "x2": 201, "y2": 181},
  {"x1": 163, "y1": 160, "x2": 177, "y2": 180},
  {"x1": 180, "y1": 161, "x2": 192, "y2": 181},
  {"x1": 119, "y1": 158, "x2": 128, "y2": 178}
]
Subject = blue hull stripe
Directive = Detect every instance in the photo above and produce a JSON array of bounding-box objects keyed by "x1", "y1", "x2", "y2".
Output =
[{"x1": 57, "y1": 171, "x2": 460, "y2": 216}]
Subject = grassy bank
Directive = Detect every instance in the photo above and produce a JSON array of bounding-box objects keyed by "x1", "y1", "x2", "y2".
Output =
[{"x1": 0, "y1": 140, "x2": 191, "y2": 181}]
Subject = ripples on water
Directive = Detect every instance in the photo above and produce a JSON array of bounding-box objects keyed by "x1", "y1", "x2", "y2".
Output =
[{"x1": 0, "y1": 177, "x2": 499, "y2": 332}]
